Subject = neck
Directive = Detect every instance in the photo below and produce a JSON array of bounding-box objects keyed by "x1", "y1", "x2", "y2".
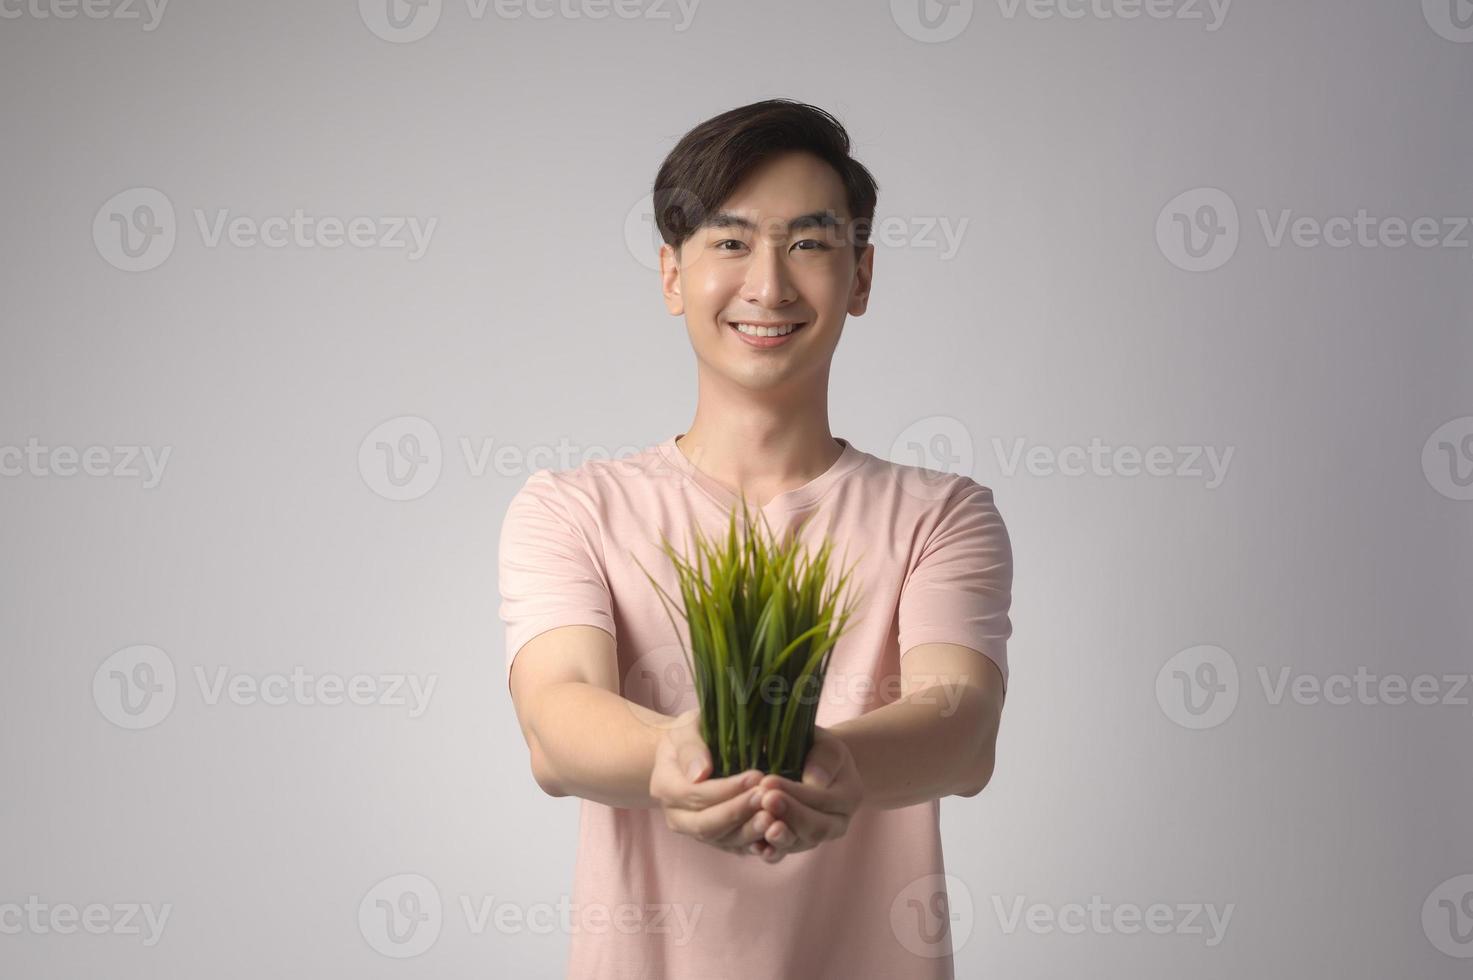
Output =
[{"x1": 676, "y1": 368, "x2": 842, "y2": 506}]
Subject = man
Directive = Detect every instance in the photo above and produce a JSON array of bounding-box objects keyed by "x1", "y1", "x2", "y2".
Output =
[{"x1": 499, "y1": 98, "x2": 1013, "y2": 978}]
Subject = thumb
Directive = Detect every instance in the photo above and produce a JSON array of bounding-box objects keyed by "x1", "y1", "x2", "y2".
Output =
[
  {"x1": 673, "y1": 711, "x2": 710, "y2": 782},
  {"x1": 801, "y1": 733, "x2": 842, "y2": 789}
]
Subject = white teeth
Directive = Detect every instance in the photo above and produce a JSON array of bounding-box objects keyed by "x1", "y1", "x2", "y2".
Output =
[{"x1": 732, "y1": 322, "x2": 801, "y2": 338}]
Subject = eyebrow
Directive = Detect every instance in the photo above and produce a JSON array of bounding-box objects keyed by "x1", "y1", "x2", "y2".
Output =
[{"x1": 702, "y1": 210, "x2": 842, "y2": 234}]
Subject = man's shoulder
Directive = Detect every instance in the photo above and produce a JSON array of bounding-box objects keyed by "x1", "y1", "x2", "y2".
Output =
[
  {"x1": 510, "y1": 442, "x2": 671, "y2": 508},
  {"x1": 863, "y1": 449, "x2": 998, "y2": 514}
]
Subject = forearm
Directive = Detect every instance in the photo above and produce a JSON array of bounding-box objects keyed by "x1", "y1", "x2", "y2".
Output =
[
  {"x1": 524, "y1": 680, "x2": 672, "y2": 809},
  {"x1": 830, "y1": 683, "x2": 1000, "y2": 810}
]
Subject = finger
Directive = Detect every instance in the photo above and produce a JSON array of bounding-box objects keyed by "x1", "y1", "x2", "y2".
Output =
[
  {"x1": 760, "y1": 789, "x2": 846, "y2": 847},
  {"x1": 671, "y1": 718, "x2": 713, "y2": 785},
  {"x1": 757, "y1": 774, "x2": 858, "y2": 815},
  {"x1": 800, "y1": 737, "x2": 844, "y2": 790},
  {"x1": 762, "y1": 817, "x2": 821, "y2": 858},
  {"x1": 670, "y1": 781, "x2": 764, "y2": 844},
  {"x1": 715, "y1": 805, "x2": 774, "y2": 851},
  {"x1": 676, "y1": 768, "x2": 763, "y2": 811},
  {"x1": 748, "y1": 838, "x2": 784, "y2": 863}
]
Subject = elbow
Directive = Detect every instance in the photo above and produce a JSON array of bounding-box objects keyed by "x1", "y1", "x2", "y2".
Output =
[
  {"x1": 534, "y1": 769, "x2": 568, "y2": 798},
  {"x1": 954, "y1": 739, "x2": 997, "y2": 799},
  {"x1": 953, "y1": 683, "x2": 1002, "y2": 798},
  {"x1": 531, "y1": 755, "x2": 568, "y2": 798},
  {"x1": 527, "y1": 734, "x2": 568, "y2": 798},
  {"x1": 955, "y1": 766, "x2": 993, "y2": 798}
]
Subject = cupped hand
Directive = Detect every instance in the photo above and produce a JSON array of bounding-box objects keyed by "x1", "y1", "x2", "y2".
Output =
[
  {"x1": 741, "y1": 726, "x2": 864, "y2": 864},
  {"x1": 648, "y1": 709, "x2": 771, "y2": 856}
]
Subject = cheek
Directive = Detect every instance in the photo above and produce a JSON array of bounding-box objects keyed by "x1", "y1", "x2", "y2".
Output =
[{"x1": 690, "y1": 265, "x2": 742, "y2": 304}]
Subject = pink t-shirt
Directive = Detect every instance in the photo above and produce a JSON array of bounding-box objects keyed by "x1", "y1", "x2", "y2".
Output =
[{"x1": 498, "y1": 433, "x2": 1013, "y2": 979}]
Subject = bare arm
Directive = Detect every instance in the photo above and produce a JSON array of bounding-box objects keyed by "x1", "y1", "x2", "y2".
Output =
[
  {"x1": 737, "y1": 643, "x2": 1005, "y2": 861},
  {"x1": 508, "y1": 624, "x2": 670, "y2": 809},
  {"x1": 829, "y1": 642, "x2": 1005, "y2": 810},
  {"x1": 508, "y1": 623, "x2": 771, "y2": 859}
]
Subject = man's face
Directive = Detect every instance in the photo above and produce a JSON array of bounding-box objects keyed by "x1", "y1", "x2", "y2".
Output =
[{"x1": 660, "y1": 151, "x2": 873, "y2": 392}]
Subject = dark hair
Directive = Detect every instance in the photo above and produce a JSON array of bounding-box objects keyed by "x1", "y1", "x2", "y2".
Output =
[{"x1": 652, "y1": 99, "x2": 880, "y2": 261}]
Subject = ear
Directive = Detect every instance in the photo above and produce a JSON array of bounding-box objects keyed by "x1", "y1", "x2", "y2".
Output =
[
  {"x1": 660, "y1": 242, "x2": 684, "y2": 316},
  {"x1": 847, "y1": 244, "x2": 874, "y2": 317}
]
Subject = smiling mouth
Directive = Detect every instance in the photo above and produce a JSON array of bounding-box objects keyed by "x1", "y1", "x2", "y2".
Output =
[{"x1": 728, "y1": 320, "x2": 808, "y2": 338}]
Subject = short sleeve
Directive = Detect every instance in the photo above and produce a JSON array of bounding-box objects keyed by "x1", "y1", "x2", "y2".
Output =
[
  {"x1": 497, "y1": 469, "x2": 616, "y2": 684},
  {"x1": 896, "y1": 481, "x2": 1014, "y2": 689}
]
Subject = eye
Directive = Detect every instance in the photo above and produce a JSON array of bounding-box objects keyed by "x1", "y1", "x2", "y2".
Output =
[{"x1": 712, "y1": 238, "x2": 829, "y2": 253}]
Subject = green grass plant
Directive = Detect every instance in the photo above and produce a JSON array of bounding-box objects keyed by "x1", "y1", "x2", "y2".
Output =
[{"x1": 635, "y1": 496, "x2": 863, "y2": 780}]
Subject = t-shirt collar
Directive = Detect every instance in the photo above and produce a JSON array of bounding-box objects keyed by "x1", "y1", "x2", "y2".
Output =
[{"x1": 656, "y1": 433, "x2": 864, "y2": 513}]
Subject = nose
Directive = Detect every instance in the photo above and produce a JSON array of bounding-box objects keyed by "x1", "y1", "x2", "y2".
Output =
[{"x1": 739, "y1": 239, "x2": 797, "y2": 311}]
